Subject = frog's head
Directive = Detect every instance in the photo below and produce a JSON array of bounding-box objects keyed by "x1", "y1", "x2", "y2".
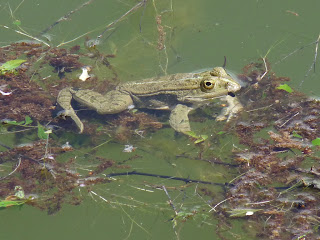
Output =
[
  {"x1": 177, "y1": 67, "x2": 242, "y2": 103},
  {"x1": 199, "y1": 67, "x2": 241, "y2": 95}
]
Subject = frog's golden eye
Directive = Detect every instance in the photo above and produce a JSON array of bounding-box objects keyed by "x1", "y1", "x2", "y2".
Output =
[{"x1": 201, "y1": 80, "x2": 215, "y2": 91}]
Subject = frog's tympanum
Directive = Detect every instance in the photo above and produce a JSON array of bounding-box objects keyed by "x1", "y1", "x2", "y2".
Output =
[{"x1": 57, "y1": 67, "x2": 243, "y2": 134}]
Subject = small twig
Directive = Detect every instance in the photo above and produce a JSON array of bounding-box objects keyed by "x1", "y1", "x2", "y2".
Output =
[
  {"x1": 55, "y1": 29, "x2": 95, "y2": 48},
  {"x1": 40, "y1": 0, "x2": 95, "y2": 36},
  {"x1": 245, "y1": 200, "x2": 273, "y2": 205},
  {"x1": 97, "y1": 0, "x2": 147, "y2": 40},
  {"x1": 90, "y1": 190, "x2": 109, "y2": 203},
  {"x1": 246, "y1": 104, "x2": 274, "y2": 113},
  {"x1": 1, "y1": 25, "x2": 50, "y2": 47},
  {"x1": 0, "y1": 157, "x2": 21, "y2": 180},
  {"x1": 139, "y1": 0, "x2": 147, "y2": 33},
  {"x1": 258, "y1": 57, "x2": 268, "y2": 81},
  {"x1": 13, "y1": 0, "x2": 25, "y2": 14},
  {"x1": 228, "y1": 172, "x2": 247, "y2": 184},
  {"x1": 209, "y1": 197, "x2": 233, "y2": 212},
  {"x1": 274, "y1": 40, "x2": 317, "y2": 66},
  {"x1": 162, "y1": 185, "x2": 178, "y2": 215},
  {"x1": 278, "y1": 112, "x2": 300, "y2": 128},
  {"x1": 299, "y1": 34, "x2": 320, "y2": 87}
]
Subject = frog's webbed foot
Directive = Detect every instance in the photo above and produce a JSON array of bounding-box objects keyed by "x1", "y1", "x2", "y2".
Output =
[
  {"x1": 57, "y1": 88, "x2": 84, "y2": 133},
  {"x1": 169, "y1": 104, "x2": 193, "y2": 134},
  {"x1": 216, "y1": 95, "x2": 243, "y2": 122}
]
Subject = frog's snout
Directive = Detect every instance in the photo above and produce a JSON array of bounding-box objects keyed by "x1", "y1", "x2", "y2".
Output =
[{"x1": 227, "y1": 82, "x2": 241, "y2": 93}]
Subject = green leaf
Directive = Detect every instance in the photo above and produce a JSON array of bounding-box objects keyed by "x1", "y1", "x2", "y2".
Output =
[
  {"x1": 194, "y1": 135, "x2": 208, "y2": 144},
  {"x1": 312, "y1": 138, "x2": 320, "y2": 146},
  {"x1": 3, "y1": 120, "x2": 24, "y2": 126},
  {"x1": 217, "y1": 131, "x2": 226, "y2": 135},
  {"x1": 185, "y1": 131, "x2": 208, "y2": 144},
  {"x1": 2, "y1": 116, "x2": 32, "y2": 126},
  {"x1": 292, "y1": 131, "x2": 302, "y2": 138},
  {"x1": 0, "y1": 59, "x2": 26, "y2": 72},
  {"x1": 96, "y1": 126, "x2": 103, "y2": 132},
  {"x1": 24, "y1": 116, "x2": 33, "y2": 125},
  {"x1": 276, "y1": 84, "x2": 293, "y2": 93},
  {"x1": 13, "y1": 20, "x2": 21, "y2": 26},
  {"x1": 37, "y1": 123, "x2": 49, "y2": 140},
  {"x1": 185, "y1": 131, "x2": 198, "y2": 138},
  {"x1": 0, "y1": 200, "x2": 25, "y2": 208},
  {"x1": 186, "y1": 131, "x2": 208, "y2": 144}
]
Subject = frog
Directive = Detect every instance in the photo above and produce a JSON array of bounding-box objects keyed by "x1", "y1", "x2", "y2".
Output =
[{"x1": 57, "y1": 67, "x2": 243, "y2": 134}]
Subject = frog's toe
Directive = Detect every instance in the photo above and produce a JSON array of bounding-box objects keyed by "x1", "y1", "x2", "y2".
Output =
[{"x1": 70, "y1": 114, "x2": 84, "y2": 133}]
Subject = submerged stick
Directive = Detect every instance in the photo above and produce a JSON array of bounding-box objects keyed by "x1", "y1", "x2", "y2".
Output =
[
  {"x1": 274, "y1": 41, "x2": 317, "y2": 66},
  {"x1": 107, "y1": 171, "x2": 231, "y2": 186},
  {"x1": 96, "y1": 0, "x2": 147, "y2": 40},
  {"x1": 299, "y1": 34, "x2": 320, "y2": 87},
  {"x1": 162, "y1": 185, "x2": 178, "y2": 215},
  {"x1": 1, "y1": 25, "x2": 50, "y2": 47},
  {"x1": 0, "y1": 158, "x2": 21, "y2": 180},
  {"x1": 40, "y1": 0, "x2": 95, "y2": 36}
]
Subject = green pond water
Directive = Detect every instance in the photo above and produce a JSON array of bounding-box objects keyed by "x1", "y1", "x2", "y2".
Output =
[{"x1": 0, "y1": 0, "x2": 320, "y2": 239}]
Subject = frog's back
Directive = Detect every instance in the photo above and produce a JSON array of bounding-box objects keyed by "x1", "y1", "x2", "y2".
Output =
[{"x1": 118, "y1": 72, "x2": 204, "y2": 96}]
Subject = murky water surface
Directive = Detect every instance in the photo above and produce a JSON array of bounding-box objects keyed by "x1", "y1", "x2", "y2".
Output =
[{"x1": 0, "y1": 0, "x2": 320, "y2": 239}]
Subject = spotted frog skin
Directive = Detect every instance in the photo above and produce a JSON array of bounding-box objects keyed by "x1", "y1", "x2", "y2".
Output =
[{"x1": 57, "y1": 67, "x2": 243, "y2": 133}]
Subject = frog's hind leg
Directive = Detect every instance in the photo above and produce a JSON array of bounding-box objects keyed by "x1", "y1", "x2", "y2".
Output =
[
  {"x1": 57, "y1": 88, "x2": 84, "y2": 133},
  {"x1": 71, "y1": 89, "x2": 133, "y2": 114}
]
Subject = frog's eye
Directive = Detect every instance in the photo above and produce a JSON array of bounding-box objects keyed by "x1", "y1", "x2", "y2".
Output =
[{"x1": 201, "y1": 80, "x2": 215, "y2": 91}]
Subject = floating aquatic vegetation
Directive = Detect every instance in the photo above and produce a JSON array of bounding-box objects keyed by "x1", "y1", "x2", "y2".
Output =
[
  {"x1": 0, "y1": 59, "x2": 26, "y2": 75},
  {"x1": 208, "y1": 58, "x2": 320, "y2": 239},
  {"x1": 276, "y1": 83, "x2": 293, "y2": 93}
]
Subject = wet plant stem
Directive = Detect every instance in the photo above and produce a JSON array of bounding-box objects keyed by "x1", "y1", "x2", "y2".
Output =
[
  {"x1": 209, "y1": 197, "x2": 233, "y2": 212},
  {"x1": 96, "y1": 0, "x2": 147, "y2": 40},
  {"x1": 300, "y1": 34, "x2": 320, "y2": 87},
  {"x1": 162, "y1": 185, "x2": 178, "y2": 215}
]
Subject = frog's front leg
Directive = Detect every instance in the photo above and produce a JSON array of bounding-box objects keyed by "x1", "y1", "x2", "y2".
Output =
[
  {"x1": 169, "y1": 104, "x2": 193, "y2": 133},
  {"x1": 216, "y1": 95, "x2": 243, "y2": 122}
]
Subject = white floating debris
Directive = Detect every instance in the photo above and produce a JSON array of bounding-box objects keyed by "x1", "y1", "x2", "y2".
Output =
[
  {"x1": 0, "y1": 89, "x2": 12, "y2": 95},
  {"x1": 246, "y1": 211, "x2": 254, "y2": 216},
  {"x1": 61, "y1": 142, "x2": 73, "y2": 151},
  {"x1": 0, "y1": 84, "x2": 12, "y2": 95},
  {"x1": 79, "y1": 66, "x2": 92, "y2": 81},
  {"x1": 47, "y1": 154, "x2": 55, "y2": 160},
  {"x1": 123, "y1": 144, "x2": 136, "y2": 153},
  {"x1": 127, "y1": 104, "x2": 135, "y2": 110}
]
